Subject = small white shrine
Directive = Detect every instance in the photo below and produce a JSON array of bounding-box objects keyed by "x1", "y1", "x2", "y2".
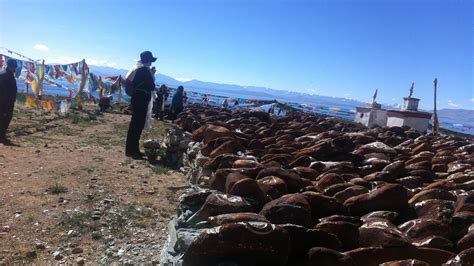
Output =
[
  {"x1": 355, "y1": 83, "x2": 433, "y2": 132},
  {"x1": 386, "y1": 96, "x2": 432, "y2": 132},
  {"x1": 354, "y1": 89, "x2": 388, "y2": 128}
]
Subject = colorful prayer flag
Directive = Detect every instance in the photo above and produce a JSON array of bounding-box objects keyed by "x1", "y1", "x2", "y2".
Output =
[
  {"x1": 14, "y1": 61, "x2": 23, "y2": 78},
  {"x1": 71, "y1": 63, "x2": 79, "y2": 75},
  {"x1": 25, "y1": 95, "x2": 37, "y2": 108},
  {"x1": 54, "y1": 65, "x2": 63, "y2": 79}
]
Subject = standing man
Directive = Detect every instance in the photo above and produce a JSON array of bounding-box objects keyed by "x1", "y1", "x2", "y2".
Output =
[
  {"x1": 154, "y1": 85, "x2": 167, "y2": 120},
  {"x1": 125, "y1": 51, "x2": 157, "y2": 159},
  {"x1": 0, "y1": 59, "x2": 18, "y2": 144},
  {"x1": 170, "y1": 86, "x2": 185, "y2": 122}
]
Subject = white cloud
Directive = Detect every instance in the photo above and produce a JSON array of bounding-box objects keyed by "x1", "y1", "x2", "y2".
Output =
[
  {"x1": 305, "y1": 88, "x2": 317, "y2": 95},
  {"x1": 33, "y1": 44, "x2": 49, "y2": 51},
  {"x1": 85, "y1": 58, "x2": 117, "y2": 67},
  {"x1": 43, "y1": 56, "x2": 117, "y2": 67},
  {"x1": 447, "y1": 99, "x2": 461, "y2": 108},
  {"x1": 44, "y1": 56, "x2": 81, "y2": 64},
  {"x1": 175, "y1": 77, "x2": 193, "y2": 82}
]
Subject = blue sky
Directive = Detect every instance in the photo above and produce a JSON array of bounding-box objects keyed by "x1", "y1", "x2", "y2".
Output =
[{"x1": 0, "y1": 0, "x2": 472, "y2": 110}]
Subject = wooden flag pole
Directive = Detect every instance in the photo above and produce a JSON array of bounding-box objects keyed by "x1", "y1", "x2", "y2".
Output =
[{"x1": 432, "y1": 78, "x2": 439, "y2": 134}]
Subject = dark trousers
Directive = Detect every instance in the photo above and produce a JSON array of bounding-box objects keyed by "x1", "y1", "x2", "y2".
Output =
[
  {"x1": 171, "y1": 107, "x2": 183, "y2": 121},
  {"x1": 153, "y1": 98, "x2": 164, "y2": 119},
  {"x1": 125, "y1": 92, "x2": 150, "y2": 154},
  {"x1": 0, "y1": 104, "x2": 14, "y2": 139}
]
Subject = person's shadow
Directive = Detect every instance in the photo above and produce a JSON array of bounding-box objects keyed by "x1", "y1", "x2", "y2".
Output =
[{"x1": 0, "y1": 140, "x2": 20, "y2": 147}]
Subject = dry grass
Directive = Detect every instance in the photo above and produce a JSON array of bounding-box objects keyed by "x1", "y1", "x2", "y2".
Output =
[{"x1": 0, "y1": 104, "x2": 187, "y2": 264}]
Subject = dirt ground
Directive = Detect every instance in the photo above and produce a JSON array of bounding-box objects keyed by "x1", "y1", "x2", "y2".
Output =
[{"x1": 0, "y1": 104, "x2": 187, "y2": 264}]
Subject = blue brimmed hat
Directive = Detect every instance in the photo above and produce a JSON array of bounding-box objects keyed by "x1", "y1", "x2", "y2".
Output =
[{"x1": 140, "y1": 51, "x2": 157, "y2": 63}]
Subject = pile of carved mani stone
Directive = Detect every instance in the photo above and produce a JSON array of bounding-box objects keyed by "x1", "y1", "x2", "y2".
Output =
[{"x1": 160, "y1": 104, "x2": 474, "y2": 266}]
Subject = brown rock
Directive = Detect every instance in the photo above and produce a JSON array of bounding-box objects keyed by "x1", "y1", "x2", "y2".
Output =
[
  {"x1": 408, "y1": 169, "x2": 436, "y2": 181},
  {"x1": 257, "y1": 167, "x2": 305, "y2": 193},
  {"x1": 412, "y1": 235, "x2": 453, "y2": 250},
  {"x1": 307, "y1": 247, "x2": 354, "y2": 266},
  {"x1": 424, "y1": 179, "x2": 458, "y2": 191},
  {"x1": 182, "y1": 222, "x2": 290, "y2": 266},
  {"x1": 225, "y1": 173, "x2": 248, "y2": 193},
  {"x1": 383, "y1": 160, "x2": 406, "y2": 178},
  {"x1": 455, "y1": 191, "x2": 474, "y2": 213},
  {"x1": 292, "y1": 167, "x2": 319, "y2": 181},
  {"x1": 204, "y1": 154, "x2": 238, "y2": 170},
  {"x1": 287, "y1": 156, "x2": 312, "y2": 168},
  {"x1": 248, "y1": 139, "x2": 265, "y2": 150},
  {"x1": 344, "y1": 247, "x2": 455, "y2": 266},
  {"x1": 324, "y1": 183, "x2": 354, "y2": 197},
  {"x1": 319, "y1": 215, "x2": 362, "y2": 226},
  {"x1": 412, "y1": 143, "x2": 432, "y2": 155},
  {"x1": 188, "y1": 193, "x2": 253, "y2": 224},
  {"x1": 408, "y1": 189, "x2": 456, "y2": 205},
  {"x1": 259, "y1": 194, "x2": 313, "y2": 227},
  {"x1": 280, "y1": 224, "x2": 342, "y2": 260},
  {"x1": 432, "y1": 155, "x2": 456, "y2": 165},
  {"x1": 364, "y1": 171, "x2": 397, "y2": 182},
  {"x1": 202, "y1": 125, "x2": 234, "y2": 144},
  {"x1": 334, "y1": 186, "x2": 369, "y2": 203},
  {"x1": 359, "y1": 219, "x2": 411, "y2": 248},
  {"x1": 241, "y1": 111, "x2": 271, "y2": 122},
  {"x1": 316, "y1": 173, "x2": 345, "y2": 190},
  {"x1": 432, "y1": 164, "x2": 448, "y2": 172},
  {"x1": 232, "y1": 159, "x2": 261, "y2": 169},
  {"x1": 398, "y1": 219, "x2": 450, "y2": 239},
  {"x1": 413, "y1": 199, "x2": 454, "y2": 222},
  {"x1": 207, "y1": 212, "x2": 268, "y2": 226},
  {"x1": 444, "y1": 247, "x2": 474, "y2": 265},
  {"x1": 361, "y1": 211, "x2": 398, "y2": 223},
  {"x1": 303, "y1": 191, "x2": 347, "y2": 220},
  {"x1": 396, "y1": 176, "x2": 425, "y2": 189},
  {"x1": 228, "y1": 178, "x2": 269, "y2": 209},
  {"x1": 448, "y1": 163, "x2": 471, "y2": 174},
  {"x1": 211, "y1": 168, "x2": 262, "y2": 192},
  {"x1": 315, "y1": 221, "x2": 359, "y2": 251},
  {"x1": 457, "y1": 231, "x2": 474, "y2": 251},
  {"x1": 379, "y1": 259, "x2": 429, "y2": 266},
  {"x1": 210, "y1": 140, "x2": 244, "y2": 158},
  {"x1": 357, "y1": 141, "x2": 397, "y2": 155},
  {"x1": 191, "y1": 124, "x2": 210, "y2": 142},
  {"x1": 448, "y1": 172, "x2": 474, "y2": 184},
  {"x1": 344, "y1": 184, "x2": 409, "y2": 215},
  {"x1": 405, "y1": 156, "x2": 431, "y2": 166},
  {"x1": 405, "y1": 161, "x2": 432, "y2": 172},
  {"x1": 349, "y1": 178, "x2": 371, "y2": 189},
  {"x1": 201, "y1": 137, "x2": 235, "y2": 156},
  {"x1": 256, "y1": 176, "x2": 288, "y2": 200}
]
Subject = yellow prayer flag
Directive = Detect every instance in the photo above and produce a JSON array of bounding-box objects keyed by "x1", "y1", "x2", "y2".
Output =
[
  {"x1": 26, "y1": 95, "x2": 37, "y2": 108},
  {"x1": 38, "y1": 63, "x2": 45, "y2": 96}
]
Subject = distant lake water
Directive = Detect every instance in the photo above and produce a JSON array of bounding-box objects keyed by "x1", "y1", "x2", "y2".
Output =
[{"x1": 16, "y1": 81, "x2": 474, "y2": 136}]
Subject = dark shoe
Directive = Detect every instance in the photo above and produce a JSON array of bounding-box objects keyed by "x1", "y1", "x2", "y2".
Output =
[
  {"x1": 0, "y1": 138, "x2": 15, "y2": 146},
  {"x1": 126, "y1": 153, "x2": 145, "y2": 160}
]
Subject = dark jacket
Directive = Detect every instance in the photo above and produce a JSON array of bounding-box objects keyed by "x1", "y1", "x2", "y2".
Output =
[
  {"x1": 133, "y1": 67, "x2": 155, "y2": 95},
  {"x1": 156, "y1": 88, "x2": 165, "y2": 104},
  {"x1": 170, "y1": 90, "x2": 184, "y2": 114},
  {"x1": 0, "y1": 70, "x2": 17, "y2": 111}
]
